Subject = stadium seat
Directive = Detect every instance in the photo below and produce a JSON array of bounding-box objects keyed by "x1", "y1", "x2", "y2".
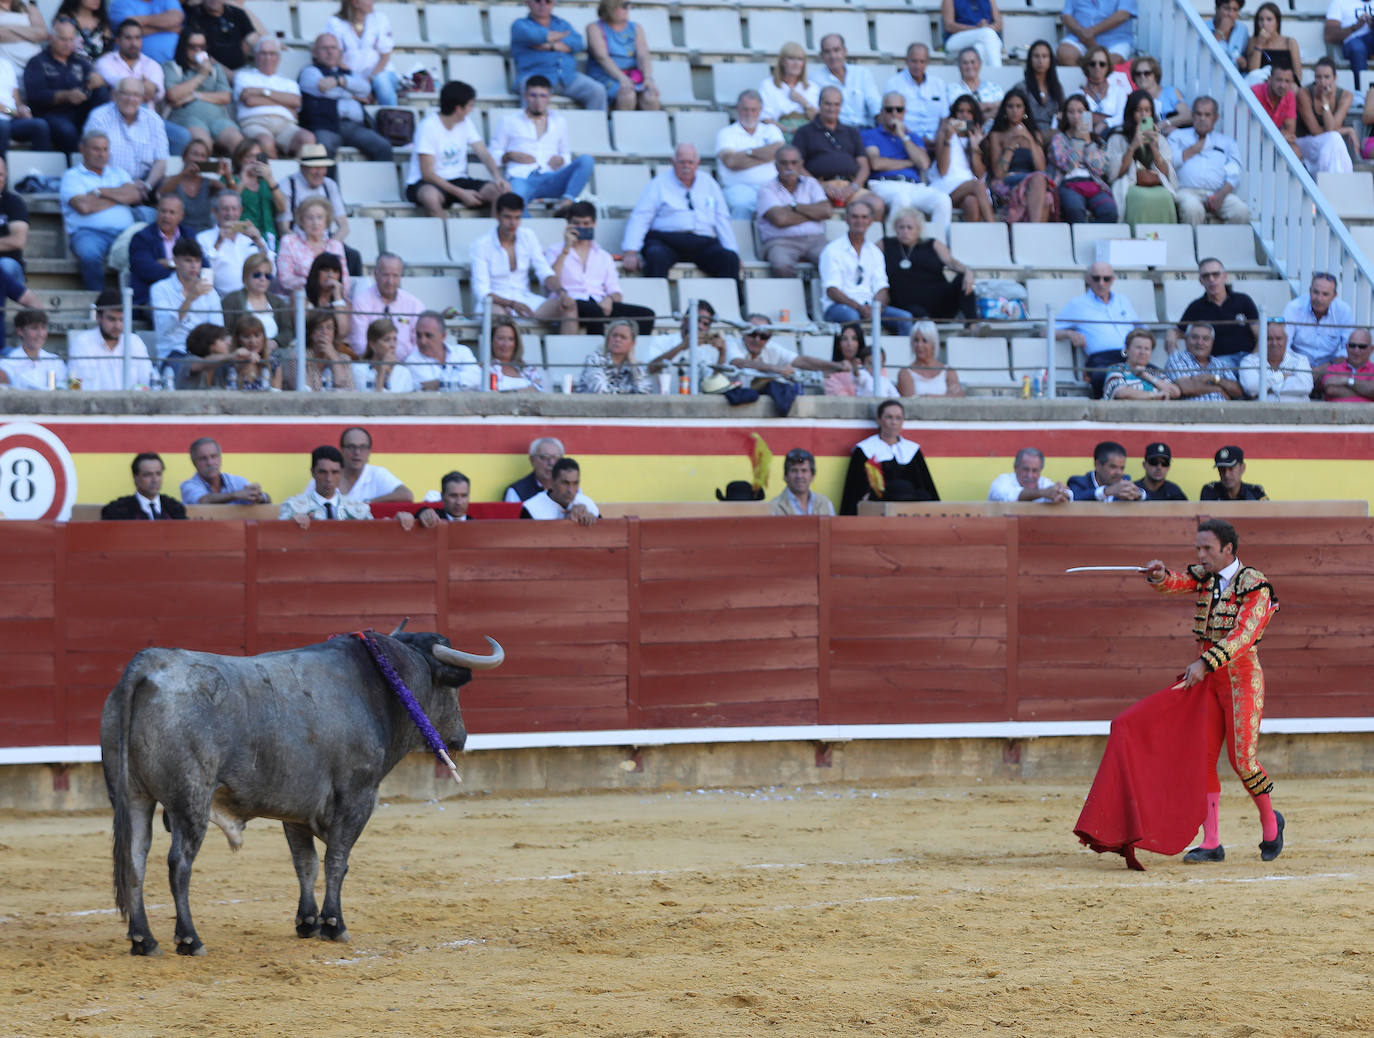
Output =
[
  {"x1": 1232, "y1": 279, "x2": 1295, "y2": 319},
  {"x1": 653, "y1": 61, "x2": 699, "y2": 106},
  {"x1": 1025, "y1": 277, "x2": 1083, "y2": 321},
  {"x1": 677, "y1": 277, "x2": 742, "y2": 322},
  {"x1": 631, "y1": 7, "x2": 678, "y2": 54},
  {"x1": 799, "y1": 332, "x2": 833, "y2": 359},
  {"x1": 824, "y1": 220, "x2": 882, "y2": 243},
  {"x1": 1011, "y1": 223, "x2": 1074, "y2": 271},
  {"x1": 1349, "y1": 224, "x2": 1374, "y2": 268},
  {"x1": 1162, "y1": 279, "x2": 1200, "y2": 322},
  {"x1": 349, "y1": 218, "x2": 381, "y2": 264},
  {"x1": 10, "y1": 150, "x2": 68, "y2": 179},
  {"x1": 712, "y1": 62, "x2": 771, "y2": 106},
  {"x1": 296, "y1": 1, "x2": 336, "y2": 41},
  {"x1": 446, "y1": 53, "x2": 514, "y2": 100},
  {"x1": 871, "y1": 12, "x2": 934, "y2": 57},
  {"x1": 1070, "y1": 223, "x2": 1132, "y2": 266},
  {"x1": 1285, "y1": 20, "x2": 1328, "y2": 65},
  {"x1": 949, "y1": 223, "x2": 1013, "y2": 270},
  {"x1": 947, "y1": 336, "x2": 1016, "y2": 391},
  {"x1": 672, "y1": 110, "x2": 731, "y2": 157},
  {"x1": 611, "y1": 111, "x2": 674, "y2": 157},
  {"x1": 616, "y1": 277, "x2": 673, "y2": 316},
  {"x1": 243, "y1": 0, "x2": 292, "y2": 40},
  {"x1": 337, "y1": 162, "x2": 403, "y2": 204},
  {"x1": 1194, "y1": 224, "x2": 1266, "y2": 274},
  {"x1": 730, "y1": 219, "x2": 765, "y2": 271},
  {"x1": 487, "y1": 5, "x2": 528, "y2": 49},
  {"x1": 813, "y1": 11, "x2": 876, "y2": 57},
  {"x1": 384, "y1": 217, "x2": 454, "y2": 265},
  {"x1": 445, "y1": 218, "x2": 497, "y2": 267},
  {"x1": 1112, "y1": 277, "x2": 1159, "y2": 321},
  {"x1": 561, "y1": 109, "x2": 615, "y2": 158},
  {"x1": 377, "y1": 3, "x2": 423, "y2": 46},
  {"x1": 402, "y1": 275, "x2": 465, "y2": 315},
  {"x1": 278, "y1": 47, "x2": 311, "y2": 81},
  {"x1": 878, "y1": 333, "x2": 913, "y2": 369},
  {"x1": 682, "y1": 7, "x2": 745, "y2": 53},
  {"x1": 1001, "y1": 15, "x2": 1058, "y2": 56},
  {"x1": 1132, "y1": 223, "x2": 1198, "y2": 271},
  {"x1": 424, "y1": 5, "x2": 486, "y2": 46},
  {"x1": 1011, "y1": 335, "x2": 1077, "y2": 386},
  {"x1": 594, "y1": 216, "x2": 627, "y2": 252},
  {"x1": 593, "y1": 164, "x2": 654, "y2": 209},
  {"x1": 1315, "y1": 172, "x2": 1374, "y2": 222},
  {"x1": 745, "y1": 9, "x2": 808, "y2": 53},
  {"x1": 544, "y1": 334, "x2": 602, "y2": 382},
  {"x1": 744, "y1": 278, "x2": 811, "y2": 324}
]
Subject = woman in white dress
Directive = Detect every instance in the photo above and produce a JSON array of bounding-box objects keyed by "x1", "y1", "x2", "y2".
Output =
[{"x1": 928, "y1": 94, "x2": 994, "y2": 221}]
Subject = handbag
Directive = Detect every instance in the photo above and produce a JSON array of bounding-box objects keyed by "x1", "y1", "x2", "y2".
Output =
[{"x1": 373, "y1": 107, "x2": 416, "y2": 147}]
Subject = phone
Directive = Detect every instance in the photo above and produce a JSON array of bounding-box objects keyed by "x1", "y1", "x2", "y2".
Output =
[
  {"x1": 951, "y1": 118, "x2": 967, "y2": 134},
  {"x1": 1140, "y1": 116, "x2": 1155, "y2": 133},
  {"x1": 1078, "y1": 111, "x2": 1092, "y2": 133},
  {"x1": 575, "y1": 226, "x2": 595, "y2": 240},
  {"x1": 199, "y1": 269, "x2": 214, "y2": 286}
]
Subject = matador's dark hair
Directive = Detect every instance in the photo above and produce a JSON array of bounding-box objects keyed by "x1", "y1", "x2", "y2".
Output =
[{"x1": 1198, "y1": 518, "x2": 1238, "y2": 554}]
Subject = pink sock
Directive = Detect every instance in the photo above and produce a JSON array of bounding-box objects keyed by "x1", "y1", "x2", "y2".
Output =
[
  {"x1": 1201, "y1": 792, "x2": 1221, "y2": 847},
  {"x1": 1254, "y1": 792, "x2": 1278, "y2": 841}
]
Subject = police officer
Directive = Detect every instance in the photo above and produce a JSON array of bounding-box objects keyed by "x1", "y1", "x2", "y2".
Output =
[
  {"x1": 1138, "y1": 441, "x2": 1187, "y2": 501},
  {"x1": 1200, "y1": 445, "x2": 1268, "y2": 500}
]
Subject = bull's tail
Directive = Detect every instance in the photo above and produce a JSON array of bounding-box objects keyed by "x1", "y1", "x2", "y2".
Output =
[{"x1": 104, "y1": 660, "x2": 144, "y2": 920}]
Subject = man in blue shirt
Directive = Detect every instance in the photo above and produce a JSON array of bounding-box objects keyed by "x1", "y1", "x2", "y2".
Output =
[
  {"x1": 108, "y1": 0, "x2": 183, "y2": 65},
  {"x1": 510, "y1": 0, "x2": 607, "y2": 111},
  {"x1": 1171, "y1": 97, "x2": 1249, "y2": 226},
  {"x1": 1055, "y1": 261, "x2": 1141, "y2": 397},
  {"x1": 861, "y1": 92, "x2": 954, "y2": 241},
  {"x1": 60, "y1": 130, "x2": 140, "y2": 290},
  {"x1": 181, "y1": 437, "x2": 270, "y2": 506},
  {"x1": 1281, "y1": 272, "x2": 1357, "y2": 373},
  {"x1": 1058, "y1": 0, "x2": 1137, "y2": 67}
]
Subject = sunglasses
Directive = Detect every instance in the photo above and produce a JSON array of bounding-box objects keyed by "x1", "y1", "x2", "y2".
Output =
[
  {"x1": 1088, "y1": 60, "x2": 1109, "y2": 67},
  {"x1": 1146, "y1": 457, "x2": 1170, "y2": 466},
  {"x1": 883, "y1": 105, "x2": 905, "y2": 113},
  {"x1": 249, "y1": 270, "x2": 271, "y2": 279},
  {"x1": 1132, "y1": 69, "x2": 1154, "y2": 78},
  {"x1": 1199, "y1": 269, "x2": 1224, "y2": 279},
  {"x1": 747, "y1": 330, "x2": 772, "y2": 340},
  {"x1": 1091, "y1": 274, "x2": 1115, "y2": 283}
]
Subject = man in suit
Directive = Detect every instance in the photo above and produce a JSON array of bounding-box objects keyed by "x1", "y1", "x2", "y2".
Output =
[
  {"x1": 1067, "y1": 440, "x2": 1145, "y2": 502},
  {"x1": 101, "y1": 452, "x2": 188, "y2": 519},
  {"x1": 397, "y1": 471, "x2": 472, "y2": 530},
  {"x1": 128, "y1": 193, "x2": 185, "y2": 308}
]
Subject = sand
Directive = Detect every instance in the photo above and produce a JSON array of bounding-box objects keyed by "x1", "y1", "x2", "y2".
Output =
[{"x1": 2, "y1": 776, "x2": 1373, "y2": 1037}]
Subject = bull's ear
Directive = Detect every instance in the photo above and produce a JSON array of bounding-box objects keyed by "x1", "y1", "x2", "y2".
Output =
[{"x1": 390, "y1": 617, "x2": 410, "y2": 636}]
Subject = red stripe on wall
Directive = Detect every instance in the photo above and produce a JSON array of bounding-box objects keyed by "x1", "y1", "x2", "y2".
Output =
[{"x1": 22, "y1": 419, "x2": 1374, "y2": 461}]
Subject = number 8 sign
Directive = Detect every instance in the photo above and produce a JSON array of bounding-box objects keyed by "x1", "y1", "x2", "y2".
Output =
[{"x1": 0, "y1": 422, "x2": 77, "y2": 521}]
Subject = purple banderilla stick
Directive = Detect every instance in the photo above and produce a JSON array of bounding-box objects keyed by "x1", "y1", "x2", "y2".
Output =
[{"x1": 352, "y1": 631, "x2": 462, "y2": 783}]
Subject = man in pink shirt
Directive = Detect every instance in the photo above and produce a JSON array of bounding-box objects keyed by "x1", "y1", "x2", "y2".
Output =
[
  {"x1": 1318, "y1": 327, "x2": 1374, "y2": 401},
  {"x1": 348, "y1": 251, "x2": 425, "y2": 360},
  {"x1": 1250, "y1": 65, "x2": 1297, "y2": 146},
  {"x1": 545, "y1": 201, "x2": 655, "y2": 334}
]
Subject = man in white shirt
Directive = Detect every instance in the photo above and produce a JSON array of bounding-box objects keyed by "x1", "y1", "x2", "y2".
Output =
[
  {"x1": 882, "y1": 43, "x2": 947, "y2": 147},
  {"x1": 333, "y1": 425, "x2": 413, "y2": 504},
  {"x1": 813, "y1": 34, "x2": 881, "y2": 128},
  {"x1": 234, "y1": 37, "x2": 315, "y2": 158},
  {"x1": 407, "y1": 310, "x2": 480, "y2": 391},
  {"x1": 0, "y1": 310, "x2": 67, "y2": 390},
  {"x1": 622, "y1": 143, "x2": 740, "y2": 279},
  {"x1": 349, "y1": 252, "x2": 426, "y2": 360},
  {"x1": 150, "y1": 236, "x2": 222, "y2": 357},
  {"x1": 65, "y1": 287, "x2": 153, "y2": 389},
  {"x1": 726, "y1": 312, "x2": 845, "y2": 379},
  {"x1": 197, "y1": 189, "x2": 272, "y2": 295},
  {"x1": 85, "y1": 77, "x2": 169, "y2": 207},
  {"x1": 279, "y1": 445, "x2": 374, "y2": 528},
  {"x1": 492, "y1": 74, "x2": 594, "y2": 212},
  {"x1": 405, "y1": 80, "x2": 508, "y2": 214},
  {"x1": 987, "y1": 447, "x2": 1071, "y2": 503},
  {"x1": 520, "y1": 457, "x2": 599, "y2": 525},
  {"x1": 1327, "y1": 0, "x2": 1373, "y2": 91},
  {"x1": 470, "y1": 192, "x2": 578, "y2": 331},
  {"x1": 819, "y1": 199, "x2": 913, "y2": 334},
  {"x1": 714, "y1": 89, "x2": 785, "y2": 219},
  {"x1": 1238, "y1": 321, "x2": 1314, "y2": 401}
]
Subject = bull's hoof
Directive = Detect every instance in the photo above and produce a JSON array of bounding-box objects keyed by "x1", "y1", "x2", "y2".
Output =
[
  {"x1": 175, "y1": 934, "x2": 205, "y2": 956},
  {"x1": 295, "y1": 914, "x2": 321, "y2": 939},
  {"x1": 128, "y1": 935, "x2": 160, "y2": 957},
  {"x1": 319, "y1": 917, "x2": 349, "y2": 943}
]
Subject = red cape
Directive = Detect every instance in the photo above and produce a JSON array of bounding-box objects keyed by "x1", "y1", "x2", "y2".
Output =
[{"x1": 1074, "y1": 677, "x2": 1224, "y2": 870}]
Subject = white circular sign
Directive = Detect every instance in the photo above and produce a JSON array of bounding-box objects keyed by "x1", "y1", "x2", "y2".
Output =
[{"x1": 0, "y1": 422, "x2": 77, "y2": 521}]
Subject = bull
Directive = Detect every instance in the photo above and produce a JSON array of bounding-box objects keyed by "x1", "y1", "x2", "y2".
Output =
[{"x1": 100, "y1": 627, "x2": 503, "y2": 956}]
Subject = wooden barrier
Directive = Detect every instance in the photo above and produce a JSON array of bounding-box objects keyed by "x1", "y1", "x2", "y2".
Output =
[{"x1": 4, "y1": 514, "x2": 1373, "y2": 748}]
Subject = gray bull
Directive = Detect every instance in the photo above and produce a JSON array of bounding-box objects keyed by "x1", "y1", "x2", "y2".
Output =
[{"x1": 100, "y1": 629, "x2": 503, "y2": 956}]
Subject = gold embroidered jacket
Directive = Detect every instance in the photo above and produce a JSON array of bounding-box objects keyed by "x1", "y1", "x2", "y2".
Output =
[{"x1": 1152, "y1": 564, "x2": 1278, "y2": 672}]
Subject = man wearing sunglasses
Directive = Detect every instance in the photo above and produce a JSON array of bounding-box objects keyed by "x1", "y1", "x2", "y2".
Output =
[
  {"x1": 726, "y1": 312, "x2": 847, "y2": 381},
  {"x1": 1137, "y1": 441, "x2": 1186, "y2": 501},
  {"x1": 861, "y1": 91, "x2": 953, "y2": 240},
  {"x1": 1168, "y1": 257, "x2": 1256, "y2": 362},
  {"x1": 1055, "y1": 261, "x2": 1141, "y2": 397},
  {"x1": 1057, "y1": 0, "x2": 1138, "y2": 68}
]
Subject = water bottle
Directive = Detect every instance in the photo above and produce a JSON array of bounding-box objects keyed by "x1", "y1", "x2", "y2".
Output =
[
  {"x1": 678, "y1": 363, "x2": 689, "y2": 394},
  {"x1": 1020, "y1": 374, "x2": 1031, "y2": 398},
  {"x1": 1040, "y1": 368, "x2": 1050, "y2": 397}
]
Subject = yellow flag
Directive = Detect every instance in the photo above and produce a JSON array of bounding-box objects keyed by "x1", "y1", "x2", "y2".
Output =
[{"x1": 749, "y1": 433, "x2": 773, "y2": 491}]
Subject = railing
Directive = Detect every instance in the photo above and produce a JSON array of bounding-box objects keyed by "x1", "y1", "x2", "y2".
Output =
[{"x1": 1139, "y1": 0, "x2": 1374, "y2": 321}]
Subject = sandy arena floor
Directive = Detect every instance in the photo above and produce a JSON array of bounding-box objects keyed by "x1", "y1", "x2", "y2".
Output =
[{"x1": 2, "y1": 776, "x2": 1373, "y2": 1037}]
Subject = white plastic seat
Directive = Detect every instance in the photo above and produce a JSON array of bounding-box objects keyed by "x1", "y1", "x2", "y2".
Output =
[
  {"x1": 631, "y1": 7, "x2": 676, "y2": 51},
  {"x1": 348, "y1": 218, "x2": 380, "y2": 264},
  {"x1": 1000, "y1": 15, "x2": 1057, "y2": 56},
  {"x1": 813, "y1": 12, "x2": 875, "y2": 57},
  {"x1": 401, "y1": 275, "x2": 464, "y2": 313},
  {"x1": 446, "y1": 53, "x2": 514, "y2": 99},
  {"x1": 744, "y1": 278, "x2": 810, "y2": 324},
  {"x1": 712, "y1": 62, "x2": 771, "y2": 106},
  {"x1": 1070, "y1": 223, "x2": 1132, "y2": 266},
  {"x1": 1011, "y1": 335, "x2": 1075, "y2": 379},
  {"x1": 731, "y1": 219, "x2": 763, "y2": 266},
  {"x1": 653, "y1": 61, "x2": 698, "y2": 105},
  {"x1": 243, "y1": 0, "x2": 292, "y2": 39},
  {"x1": 561, "y1": 109, "x2": 615, "y2": 157},
  {"x1": 1286, "y1": 20, "x2": 1329, "y2": 66},
  {"x1": 384, "y1": 216, "x2": 453, "y2": 265},
  {"x1": 9, "y1": 150, "x2": 68, "y2": 178},
  {"x1": 1195, "y1": 224, "x2": 1266, "y2": 273},
  {"x1": 337, "y1": 161, "x2": 403, "y2": 204},
  {"x1": 611, "y1": 110, "x2": 674, "y2": 157},
  {"x1": 682, "y1": 7, "x2": 745, "y2": 52},
  {"x1": 377, "y1": 3, "x2": 423, "y2": 46},
  {"x1": 544, "y1": 334, "x2": 603, "y2": 381},
  {"x1": 1349, "y1": 224, "x2": 1374, "y2": 268},
  {"x1": 672, "y1": 110, "x2": 731, "y2": 158},
  {"x1": 676, "y1": 277, "x2": 742, "y2": 322},
  {"x1": 277, "y1": 47, "x2": 311, "y2": 81},
  {"x1": 949, "y1": 223, "x2": 1013, "y2": 269},
  {"x1": 1112, "y1": 277, "x2": 1158, "y2": 322},
  {"x1": 1025, "y1": 277, "x2": 1083, "y2": 321},
  {"x1": 593, "y1": 164, "x2": 653, "y2": 208},
  {"x1": 445, "y1": 217, "x2": 498, "y2": 267},
  {"x1": 1316, "y1": 171, "x2": 1374, "y2": 220},
  {"x1": 1162, "y1": 278, "x2": 1200, "y2": 322},
  {"x1": 1011, "y1": 223, "x2": 1075, "y2": 270},
  {"x1": 1232, "y1": 279, "x2": 1296, "y2": 319},
  {"x1": 487, "y1": 5, "x2": 529, "y2": 48},
  {"x1": 878, "y1": 333, "x2": 913, "y2": 369},
  {"x1": 1132, "y1": 222, "x2": 1198, "y2": 271},
  {"x1": 594, "y1": 216, "x2": 627, "y2": 252},
  {"x1": 946, "y1": 336, "x2": 1015, "y2": 391},
  {"x1": 296, "y1": 1, "x2": 337, "y2": 41},
  {"x1": 745, "y1": 10, "x2": 807, "y2": 52},
  {"x1": 616, "y1": 277, "x2": 673, "y2": 315},
  {"x1": 871, "y1": 12, "x2": 934, "y2": 57},
  {"x1": 424, "y1": 5, "x2": 485, "y2": 45}
]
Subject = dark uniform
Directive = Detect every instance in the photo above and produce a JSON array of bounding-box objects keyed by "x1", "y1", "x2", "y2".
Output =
[
  {"x1": 1142, "y1": 480, "x2": 1188, "y2": 500},
  {"x1": 1201, "y1": 480, "x2": 1268, "y2": 501}
]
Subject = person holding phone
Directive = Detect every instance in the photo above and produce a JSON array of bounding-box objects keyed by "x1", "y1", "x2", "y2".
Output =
[
  {"x1": 1106, "y1": 89, "x2": 1176, "y2": 224},
  {"x1": 928, "y1": 93, "x2": 993, "y2": 222},
  {"x1": 150, "y1": 235, "x2": 223, "y2": 361},
  {"x1": 1048, "y1": 93, "x2": 1117, "y2": 223},
  {"x1": 546, "y1": 200, "x2": 655, "y2": 335}
]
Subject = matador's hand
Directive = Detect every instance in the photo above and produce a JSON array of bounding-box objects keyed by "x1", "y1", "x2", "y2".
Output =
[{"x1": 1179, "y1": 659, "x2": 1209, "y2": 688}]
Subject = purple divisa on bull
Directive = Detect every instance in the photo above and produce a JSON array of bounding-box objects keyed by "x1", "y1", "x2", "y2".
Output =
[{"x1": 100, "y1": 620, "x2": 503, "y2": 957}]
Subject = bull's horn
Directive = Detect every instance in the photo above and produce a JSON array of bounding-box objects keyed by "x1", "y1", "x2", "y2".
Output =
[
  {"x1": 433, "y1": 637, "x2": 505, "y2": 670},
  {"x1": 390, "y1": 617, "x2": 410, "y2": 636}
]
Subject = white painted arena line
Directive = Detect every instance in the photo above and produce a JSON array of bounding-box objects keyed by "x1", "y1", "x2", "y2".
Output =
[{"x1": 487, "y1": 855, "x2": 922, "y2": 884}]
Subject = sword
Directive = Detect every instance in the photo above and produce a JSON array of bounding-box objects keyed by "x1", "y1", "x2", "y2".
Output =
[{"x1": 1064, "y1": 565, "x2": 1147, "y2": 573}]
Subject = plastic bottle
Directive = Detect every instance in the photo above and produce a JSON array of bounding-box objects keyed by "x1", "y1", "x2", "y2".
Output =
[
  {"x1": 678, "y1": 364, "x2": 690, "y2": 394},
  {"x1": 1020, "y1": 374, "x2": 1031, "y2": 398},
  {"x1": 1041, "y1": 368, "x2": 1050, "y2": 397},
  {"x1": 489, "y1": 370, "x2": 499, "y2": 392}
]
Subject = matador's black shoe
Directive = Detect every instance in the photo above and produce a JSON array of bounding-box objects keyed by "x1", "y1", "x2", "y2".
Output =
[
  {"x1": 1183, "y1": 845, "x2": 1225, "y2": 863},
  {"x1": 1259, "y1": 812, "x2": 1286, "y2": 862}
]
